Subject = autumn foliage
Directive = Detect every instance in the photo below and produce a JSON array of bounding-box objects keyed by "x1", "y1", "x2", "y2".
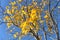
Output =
[{"x1": 3, "y1": 0, "x2": 59, "y2": 40}]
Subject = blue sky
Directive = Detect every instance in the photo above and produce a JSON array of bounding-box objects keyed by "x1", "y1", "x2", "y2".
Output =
[{"x1": 0, "y1": 0, "x2": 60, "y2": 40}]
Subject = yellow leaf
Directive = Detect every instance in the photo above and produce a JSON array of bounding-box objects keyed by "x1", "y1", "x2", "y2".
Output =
[
  {"x1": 6, "y1": 6, "x2": 9, "y2": 9},
  {"x1": 10, "y1": 1, "x2": 16, "y2": 5},
  {"x1": 25, "y1": 30, "x2": 29, "y2": 34},
  {"x1": 22, "y1": 29, "x2": 29, "y2": 35},
  {"x1": 17, "y1": 0, "x2": 23, "y2": 3},
  {"x1": 22, "y1": 10, "x2": 27, "y2": 15},
  {"x1": 32, "y1": 1, "x2": 37, "y2": 5},
  {"x1": 7, "y1": 23, "x2": 12, "y2": 28},
  {"x1": 44, "y1": 15, "x2": 48, "y2": 19},
  {"x1": 6, "y1": 9, "x2": 11, "y2": 14},
  {"x1": 18, "y1": 0, "x2": 22, "y2": 2},
  {"x1": 27, "y1": 18, "x2": 33, "y2": 22},
  {"x1": 13, "y1": 34, "x2": 17, "y2": 38},
  {"x1": 20, "y1": 22, "x2": 27, "y2": 28},
  {"x1": 31, "y1": 9, "x2": 36, "y2": 13},
  {"x1": 4, "y1": 16, "x2": 10, "y2": 21},
  {"x1": 30, "y1": 13, "x2": 38, "y2": 21},
  {"x1": 11, "y1": 9, "x2": 14, "y2": 13},
  {"x1": 15, "y1": 32, "x2": 18, "y2": 35},
  {"x1": 14, "y1": 16, "x2": 20, "y2": 21},
  {"x1": 40, "y1": 20, "x2": 44, "y2": 23}
]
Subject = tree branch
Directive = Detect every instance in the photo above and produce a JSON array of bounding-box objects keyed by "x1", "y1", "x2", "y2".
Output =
[
  {"x1": 30, "y1": 29, "x2": 41, "y2": 40},
  {"x1": 48, "y1": 0, "x2": 60, "y2": 40}
]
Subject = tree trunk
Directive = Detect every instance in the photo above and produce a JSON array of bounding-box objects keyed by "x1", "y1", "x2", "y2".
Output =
[{"x1": 30, "y1": 29, "x2": 41, "y2": 40}]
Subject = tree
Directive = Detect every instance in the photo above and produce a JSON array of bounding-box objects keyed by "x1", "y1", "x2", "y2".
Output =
[{"x1": 0, "y1": 0, "x2": 60, "y2": 40}]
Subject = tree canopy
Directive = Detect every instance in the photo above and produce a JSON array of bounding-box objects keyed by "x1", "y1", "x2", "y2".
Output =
[{"x1": 1, "y1": 0, "x2": 59, "y2": 40}]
